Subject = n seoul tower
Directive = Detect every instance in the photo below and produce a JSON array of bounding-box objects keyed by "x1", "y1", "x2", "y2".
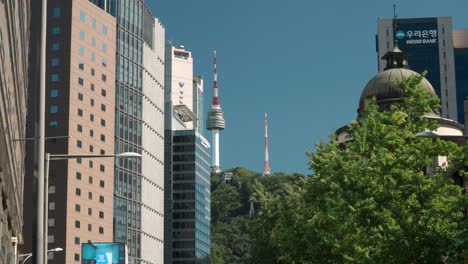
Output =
[{"x1": 206, "y1": 49, "x2": 225, "y2": 173}]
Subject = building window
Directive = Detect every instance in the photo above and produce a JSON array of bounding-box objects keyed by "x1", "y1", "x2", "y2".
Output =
[
  {"x1": 79, "y1": 31, "x2": 85, "y2": 40},
  {"x1": 88, "y1": 192, "x2": 92, "y2": 200},
  {"x1": 49, "y1": 186, "x2": 56, "y2": 194},
  {"x1": 90, "y1": 83, "x2": 95, "y2": 91},
  {"x1": 78, "y1": 78, "x2": 84, "y2": 85},
  {"x1": 77, "y1": 158, "x2": 82, "y2": 164},
  {"x1": 89, "y1": 130, "x2": 94, "y2": 137},
  {"x1": 51, "y1": 58, "x2": 59, "y2": 66},
  {"x1": 99, "y1": 195, "x2": 104, "y2": 203},
  {"x1": 77, "y1": 124, "x2": 82, "y2": 132},
  {"x1": 74, "y1": 253, "x2": 80, "y2": 261},
  {"x1": 51, "y1": 26, "x2": 60, "y2": 35},
  {"x1": 76, "y1": 188, "x2": 81, "y2": 197},
  {"x1": 51, "y1": 73, "x2": 59, "y2": 82},
  {"x1": 49, "y1": 121, "x2": 58, "y2": 128},
  {"x1": 75, "y1": 204, "x2": 80, "y2": 212},
  {"x1": 100, "y1": 149, "x2": 105, "y2": 155},
  {"x1": 91, "y1": 68, "x2": 95, "y2": 76},
  {"x1": 100, "y1": 134, "x2": 105, "y2": 142},
  {"x1": 101, "y1": 89, "x2": 106, "y2": 97},
  {"x1": 90, "y1": 99, "x2": 95, "y2": 106},
  {"x1": 89, "y1": 160, "x2": 93, "y2": 168},
  {"x1": 99, "y1": 211, "x2": 104, "y2": 219},
  {"x1": 77, "y1": 140, "x2": 82, "y2": 148},
  {"x1": 52, "y1": 7, "x2": 60, "y2": 17},
  {"x1": 101, "y1": 104, "x2": 106, "y2": 112},
  {"x1": 49, "y1": 202, "x2": 55, "y2": 210},
  {"x1": 102, "y1": 44, "x2": 107, "y2": 53},
  {"x1": 48, "y1": 235, "x2": 54, "y2": 243},
  {"x1": 50, "y1": 89, "x2": 58, "y2": 97},
  {"x1": 48, "y1": 219, "x2": 55, "y2": 227},
  {"x1": 88, "y1": 208, "x2": 92, "y2": 216},
  {"x1": 74, "y1": 237, "x2": 80, "y2": 245},
  {"x1": 76, "y1": 172, "x2": 81, "y2": 180},
  {"x1": 77, "y1": 108, "x2": 83, "y2": 117},
  {"x1": 102, "y1": 59, "x2": 107, "y2": 67},
  {"x1": 80, "y1": 11, "x2": 86, "y2": 22},
  {"x1": 79, "y1": 63, "x2": 84, "y2": 70},
  {"x1": 100, "y1": 164, "x2": 105, "y2": 172},
  {"x1": 79, "y1": 47, "x2": 84, "y2": 56},
  {"x1": 91, "y1": 52, "x2": 95, "y2": 62},
  {"x1": 50, "y1": 105, "x2": 58, "y2": 114},
  {"x1": 101, "y1": 74, "x2": 106, "y2": 82},
  {"x1": 89, "y1": 176, "x2": 93, "y2": 184},
  {"x1": 102, "y1": 25, "x2": 108, "y2": 36},
  {"x1": 101, "y1": 119, "x2": 106, "y2": 127},
  {"x1": 99, "y1": 180, "x2": 104, "y2": 188},
  {"x1": 91, "y1": 37, "x2": 96, "y2": 46},
  {"x1": 78, "y1": 93, "x2": 83, "y2": 101},
  {"x1": 89, "y1": 145, "x2": 94, "y2": 152},
  {"x1": 99, "y1": 227, "x2": 104, "y2": 234},
  {"x1": 92, "y1": 18, "x2": 96, "y2": 29},
  {"x1": 88, "y1": 224, "x2": 92, "y2": 232},
  {"x1": 51, "y1": 43, "x2": 60, "y2": 51},
  {"x1": 90, "y1": 114, "x2": 94, "y2": 122}
]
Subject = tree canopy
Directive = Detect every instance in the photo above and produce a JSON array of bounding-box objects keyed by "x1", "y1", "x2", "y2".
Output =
[{"x1": 250, "y1": 74, "x2": 467, "y2": 263}]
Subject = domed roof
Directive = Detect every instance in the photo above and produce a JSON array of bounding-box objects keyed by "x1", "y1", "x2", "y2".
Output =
[
  {"x1": 358, "y1": 41, "x2": 437, "y2": 113},
  {"x1": 358, "y1": 68, "x2": 436, "y2": 112}
]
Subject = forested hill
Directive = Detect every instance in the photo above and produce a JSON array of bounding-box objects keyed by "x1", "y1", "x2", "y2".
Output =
[{"x1": 210, "y1": 167, "x2": 307, "y2": 264}]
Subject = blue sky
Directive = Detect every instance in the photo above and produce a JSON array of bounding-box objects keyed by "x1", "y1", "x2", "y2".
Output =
[{"x1": 148, "y1": 0, "x2": 468, "y2": 174}]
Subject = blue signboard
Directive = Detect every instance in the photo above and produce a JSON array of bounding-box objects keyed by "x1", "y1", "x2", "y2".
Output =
[{"x1": 81, "y1": 242, "x2": 128, "y2": 264}]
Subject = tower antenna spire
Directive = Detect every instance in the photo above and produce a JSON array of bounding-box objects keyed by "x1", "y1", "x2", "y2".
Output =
[
  {"x1": 393, "y1": 4, "x2": 397, "y2": 19},
  {"x1": 212, "y1": 49, "x2": 219, "y2": 106},
  {"x1": 263, "y1": 113, "x2": 270, "y2": 176}
]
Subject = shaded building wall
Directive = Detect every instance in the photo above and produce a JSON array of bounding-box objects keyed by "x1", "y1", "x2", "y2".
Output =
[{"x1": 0, "y1": 0, "x2": 29, "y2": 263}]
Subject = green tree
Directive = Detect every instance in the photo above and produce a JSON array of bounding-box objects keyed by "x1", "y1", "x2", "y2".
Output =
[{"x1": 252, "y1": 74, "x2": 467, "y2": 263}]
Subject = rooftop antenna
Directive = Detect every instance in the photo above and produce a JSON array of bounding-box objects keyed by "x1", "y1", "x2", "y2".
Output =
[{"x1": 393, "y1": 4, "x2": 397, "y2": 19}]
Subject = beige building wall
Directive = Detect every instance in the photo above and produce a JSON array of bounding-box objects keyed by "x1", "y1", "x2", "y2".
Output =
[{"x1": 41, "y1": 1, "x2": 116, "y2": 263}]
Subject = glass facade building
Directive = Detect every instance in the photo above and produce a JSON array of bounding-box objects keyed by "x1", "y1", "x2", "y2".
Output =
[
  {"x1": 455, "y1": 48, "x2": 468, "y2": 123},
  {"x1": 113, "y1": 1, "x2": 165, "y2": 263},
  {"x1": 165, "y1": 130, "x2": 211, "y2": 264}
]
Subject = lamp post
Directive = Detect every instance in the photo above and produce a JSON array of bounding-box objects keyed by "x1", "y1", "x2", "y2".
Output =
[
  {"x1": 42, "y1": 152, "x2": 141, "y2": 264},
  {"x1": 20, "y1": 248, "x2": 63, "y2": 264}
]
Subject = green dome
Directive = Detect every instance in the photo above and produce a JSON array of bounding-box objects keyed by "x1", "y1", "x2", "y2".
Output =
[{"x1": 358, "y1": 68, "x2": 437, "y2": 113}]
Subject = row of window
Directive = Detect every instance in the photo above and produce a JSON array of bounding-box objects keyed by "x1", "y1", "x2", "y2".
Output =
[
  {"x1": 75, "y1": 172, "x2": 105, "y2": 187},
  {"x1": 80, "y1": 10, "x2": 108, "y2": 36},
  {"x1": 74, "y1": 157, "x2": 106, "y2": 171},
  {"x1": 74, "y1": 204, "x2": 105, "y2": 218},
  {"x1": 78, "y1": 76, "x2": 108, "y2": 92},
  {"x1": 79, "y1": 31, "x2": 108, "y2": 52},
  {"x1": 76, "y1": 91, "x2": 107, "y2": 111},
  {"x1": 75, "y1": 188, "x2": 105, "y2": 202}
]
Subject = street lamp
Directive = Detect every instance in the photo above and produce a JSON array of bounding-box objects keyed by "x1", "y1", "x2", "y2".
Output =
[
  {"x1": 42, "y1": 152, "x2": 141, "y2": 264},
  {"x1": 19, "y1": 248, "x2": 63, "y2": 264}
]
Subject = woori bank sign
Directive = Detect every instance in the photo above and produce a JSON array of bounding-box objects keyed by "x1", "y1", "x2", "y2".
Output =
[
  {"x1": 395, "y1": 29, "x2": 438, "y2": 45},
  {"x1": 393, "y1": 18, "x2": 439, "y2": 47}
]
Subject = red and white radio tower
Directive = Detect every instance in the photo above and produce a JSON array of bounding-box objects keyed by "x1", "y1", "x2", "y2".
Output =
[{"x1": 263, "y1": 113, "x2": 270, "y2": 176}]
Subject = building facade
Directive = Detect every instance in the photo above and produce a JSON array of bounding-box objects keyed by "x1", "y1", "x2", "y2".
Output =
[
  {"x1": 24, "y1": 0, "x2": 117, "y2": 263},
  {"x1": 453, "y1": 29, "x2": 468, "y2": 124},
  {"x1": 113, "y1": 1, "x2": 165, "y2": 263},
  {"x1": 377, "y1": 17, "x2": 458, "y2": 120},
  {"x1": 0, "y1": 0, "x2": 29, "y2": 263},
  {"x1": 164, "y1": 45, "x2": 211, "y2": 264}
]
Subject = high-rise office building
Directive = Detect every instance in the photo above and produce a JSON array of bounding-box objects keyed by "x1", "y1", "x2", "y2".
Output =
[
  {"x1": 377, "y1": 17, "x2": 459, "y2": 120},
  {"x1": 113, "y1": 2, "x2": 165, "y2": 263},
  {"x1": 453, "y1": 29, "x2": 468, "y2": 123},
  {"x1": 0, "y1": 0, "x2": 29, "y2": 263},
  {"x1": 24, "y1": 1, "x2": 165, "y2": 263},
  {"x1": 24, "y1": 1, "x2": 117, "y2": 263},
  {"x1": 164, "y1": 45, "x2": 211, "y2": 264}
]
